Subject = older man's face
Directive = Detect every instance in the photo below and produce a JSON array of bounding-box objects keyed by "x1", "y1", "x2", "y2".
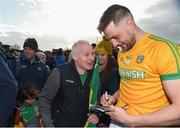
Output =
[{"x1": 75, "y1": 43, "x2": 95, "y2": 71}]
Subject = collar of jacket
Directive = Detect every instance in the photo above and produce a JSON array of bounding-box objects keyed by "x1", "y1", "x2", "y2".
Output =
[{"x1": 21, "y1": 54, "x2": 41, "y2": 64}]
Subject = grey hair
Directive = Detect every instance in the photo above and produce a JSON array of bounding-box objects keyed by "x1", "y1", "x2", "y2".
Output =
[{"x1": 71, "y1": 40, "x2": 90, "y2": 56}]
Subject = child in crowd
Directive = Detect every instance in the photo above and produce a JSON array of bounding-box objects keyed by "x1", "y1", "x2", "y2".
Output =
[{"x1": 18, "y1": 83, "x2": 40, "y2": 127}]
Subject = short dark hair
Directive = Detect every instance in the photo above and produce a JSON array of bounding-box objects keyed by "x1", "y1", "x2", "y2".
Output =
[
  {"x1": 97, "y1": 4, "x2": 132, "y2": 33},
  {"x1": 91, "y1": 43, "x2": 96, "y2": 49},
  {"x1": 18, "y1": 83, "x2": 39, "y2": 103}
]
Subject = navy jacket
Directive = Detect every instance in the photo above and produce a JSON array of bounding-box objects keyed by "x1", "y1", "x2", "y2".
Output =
[
  {"x1": 0, "y1": 47, "x2": 18, "y2": 126},
  {"x1": 8, "y1": 54, "x2": 49, "y2": 91}
]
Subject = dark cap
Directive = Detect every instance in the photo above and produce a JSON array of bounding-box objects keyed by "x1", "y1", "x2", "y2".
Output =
[{"x1": 23, "y1": 38, "x2": 38, "y2": 51}]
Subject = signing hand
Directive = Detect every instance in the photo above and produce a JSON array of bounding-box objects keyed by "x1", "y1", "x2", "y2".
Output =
[{"x1": 101, "y1": 94, "x2": 117, "y2": 107}]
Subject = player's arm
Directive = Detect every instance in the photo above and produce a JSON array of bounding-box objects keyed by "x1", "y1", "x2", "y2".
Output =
[{"x1": 108, "y1": 79, "x2": 180, "y2": 126}]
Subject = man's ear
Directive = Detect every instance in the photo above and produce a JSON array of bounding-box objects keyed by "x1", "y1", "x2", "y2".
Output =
[
  {"x1": 127, "y1": 19, "x2": 135, "y2": 32},
  {"x1": 72, "y1": 54, "x2": 77, "y2": 60}
]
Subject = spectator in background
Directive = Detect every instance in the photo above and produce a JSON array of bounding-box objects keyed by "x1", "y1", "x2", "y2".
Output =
[
  {"x1": 8, "y1": 38, "x2": 49, "y2": 91},
  {"x1": 64, "y1": 49, "x2": 71, "y2": 62},
  {"x1": 91, "y1": 43, "x2": 97, "y2": 49},
  {"x1": 36, "y1": 51, "x2": 50, "y2": 72},
  {"x1": 55, "y1": 48, "x2": 65, "y2": 66},
  {"x1": 36, "y1": 52, "x2": 46, "y2": 64},
  {"x1": 45, "y1": 51, "x2": 55, "y2": 71},
  {"x1": 95, "y1": 37, "x2": 120, "y2": 127},
  {"x1": 18, "y1": 84, "x2": 40, "y2": 127},
  {"x1": 0, "y1": 42, "x2": 18, "y2": 126}
]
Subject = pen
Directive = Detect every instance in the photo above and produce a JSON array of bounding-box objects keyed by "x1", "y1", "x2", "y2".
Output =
[{"x1": 105, "y1": 91, "x2": 109, "y2": 101}]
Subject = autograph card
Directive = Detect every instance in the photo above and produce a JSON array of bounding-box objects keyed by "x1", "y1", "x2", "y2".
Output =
[{"x1": 90, "y1": 104, "x2": 112, "y2": 112}]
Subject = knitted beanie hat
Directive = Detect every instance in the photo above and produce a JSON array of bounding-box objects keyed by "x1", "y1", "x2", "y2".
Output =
[
  {"x1": 23, "y1": 38, "x2": 38, "y2": 52},
  {"x1": 95, "y1": 36, "x2": 112, "y2": 55}
]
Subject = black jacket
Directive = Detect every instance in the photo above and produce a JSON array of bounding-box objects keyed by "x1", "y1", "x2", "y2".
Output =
[{"x1": 52, "y1": 61, "x2": 93, "y2": 127}]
